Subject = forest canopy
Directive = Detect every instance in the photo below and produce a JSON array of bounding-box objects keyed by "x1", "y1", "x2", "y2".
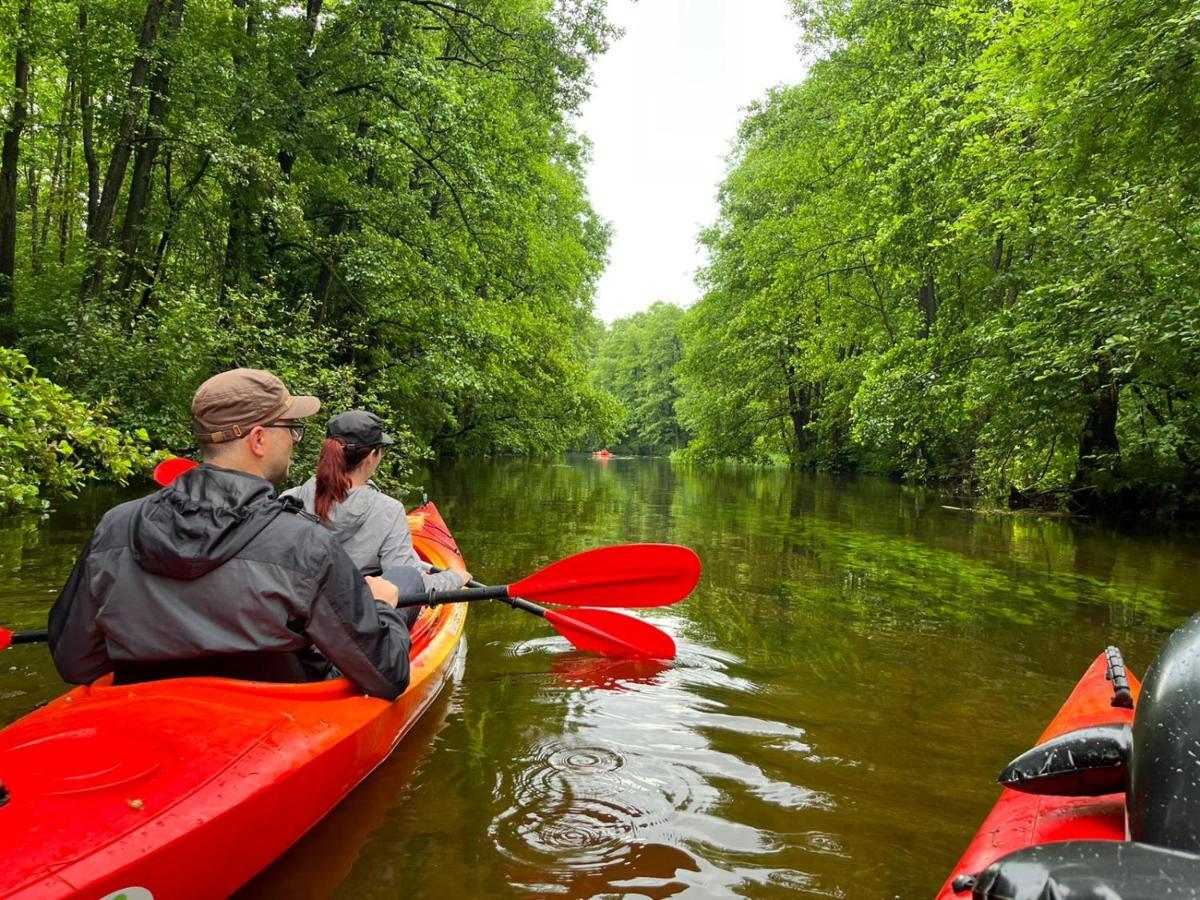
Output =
[{"x1": 0, "y1": 0, "x2": 620, "y2": 510}]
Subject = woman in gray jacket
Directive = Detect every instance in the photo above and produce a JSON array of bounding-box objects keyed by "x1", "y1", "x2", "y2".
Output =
[{"x1": 283, "y1": 411, "x2": 469, "y2": 593}]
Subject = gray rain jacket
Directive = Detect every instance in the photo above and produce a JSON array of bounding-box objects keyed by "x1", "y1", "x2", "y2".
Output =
[
  {"x1": 47, "y1": 465, "x2": 412, "y2": 699},
  {"x1": 282, "y1": 479, "x2": 465, "y2": 592}
]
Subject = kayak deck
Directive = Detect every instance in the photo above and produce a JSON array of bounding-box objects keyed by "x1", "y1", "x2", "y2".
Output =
[
  {"x1": 936, "y1": 651, "x2": 1141, "y2": 898},
  {"x1": 0, "y1": 502, "x2": 467, "y2": 899}
]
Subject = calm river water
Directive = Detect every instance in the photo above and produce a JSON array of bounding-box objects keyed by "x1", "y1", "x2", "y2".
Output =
[{"x1": 2, "y1": 457, "x2": 1199, "y2": 898}]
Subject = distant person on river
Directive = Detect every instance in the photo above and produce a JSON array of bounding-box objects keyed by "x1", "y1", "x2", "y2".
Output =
[
  {"x1": 282, "y1": 410, "x2": 469, "y2": 592},
  {"x1": 47, "y1": 369, "x2": 420, "y2": 699}
]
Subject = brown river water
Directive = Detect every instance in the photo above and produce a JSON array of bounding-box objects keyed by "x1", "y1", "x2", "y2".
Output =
[{"x1": 2, "y1": 457, "x2": 1198, "y2": 898}]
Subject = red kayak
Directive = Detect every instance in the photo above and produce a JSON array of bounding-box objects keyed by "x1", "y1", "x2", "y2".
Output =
[
  {"x1": 0, "y1": 502, "x2": 468, "y2": 899},
  {"x1": 936, "y1": 649, "x2": 1141, "y2": 898}
]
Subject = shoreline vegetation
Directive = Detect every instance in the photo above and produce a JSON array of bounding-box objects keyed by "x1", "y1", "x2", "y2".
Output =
[
  {"x1": 596, "y1": 1, "x2": 1200, "y2": 518},
  {"x1": 0, "y1": 0, "x2": 622, "y2": 510},
  {"x1": 1, "y1": 1, "x2": 1197, "y2": 519}
]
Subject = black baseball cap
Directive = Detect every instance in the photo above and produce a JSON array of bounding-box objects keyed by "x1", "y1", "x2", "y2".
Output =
[{"x1": 325, "y1": 410, "x2": 395, "y2": 448}]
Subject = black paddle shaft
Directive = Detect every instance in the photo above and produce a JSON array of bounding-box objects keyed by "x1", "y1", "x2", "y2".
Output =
[
  {"x1": 9, "y1": 629, "x2": 48, "y2": 645},
  {"x1": 466, "y1": 578, "x2": 547, "y2": 617},
  {"x1": 394, "y1": 571, "x2": 548, "y2": 618},
  {"x1": 394, "y1": 584, "x2": 511, "y2": 608}
]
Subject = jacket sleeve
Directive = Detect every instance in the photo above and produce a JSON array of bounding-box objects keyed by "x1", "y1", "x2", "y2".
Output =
[
  {"x1": 378, "y1": 503, "x2": 465, "y2": 593},
  {"x1": 306, "y1": 538, "x2": 412, "y2": 700},
  {"x1": 47, "y1": 540, "x2": 112, "y2": 684}
]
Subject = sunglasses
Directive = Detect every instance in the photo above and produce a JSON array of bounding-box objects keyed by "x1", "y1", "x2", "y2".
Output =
[{"x1": 264, "y1": 422, "x2": 307, "y2": 444}]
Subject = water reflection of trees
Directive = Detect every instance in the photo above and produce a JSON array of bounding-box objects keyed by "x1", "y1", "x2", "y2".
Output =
[{"x1": 421, "y1": 458, "x2": 1193, "y2": 649}]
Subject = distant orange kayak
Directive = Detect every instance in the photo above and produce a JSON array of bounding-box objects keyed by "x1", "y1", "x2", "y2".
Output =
[
  {"x1": 591, "y1": 449, "x2": 612, "y2": 459},
  {"x1": 0, "y1": 502, "x2": 468, "y2": 899}
]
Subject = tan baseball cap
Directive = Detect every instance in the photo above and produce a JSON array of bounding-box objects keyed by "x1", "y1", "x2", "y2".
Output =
[{"x1": 192, "y1": 368, "x2": 321, "y2": 444}]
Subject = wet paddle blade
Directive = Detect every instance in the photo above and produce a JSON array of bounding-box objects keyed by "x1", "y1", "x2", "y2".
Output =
[
  {"x1": 0, "y1": 627, "x2": 11, "y2": 651},
  {"x1": 545, "y1": 608, "x2": 676, "y2": 660},
  {"x1": 510, "y1": 544, "x2": 701, "y2": 608},
  {"x1": 153, "y1": 457, "x2": 199, "y2": 486}
]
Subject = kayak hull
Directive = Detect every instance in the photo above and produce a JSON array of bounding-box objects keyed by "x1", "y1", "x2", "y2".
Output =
[
  {"x1": 0, "y1": 502, "x2": 467, "y2": 899},
  {"x1": 935, "y1": 651, "x2": 1141, "y2": 898}
]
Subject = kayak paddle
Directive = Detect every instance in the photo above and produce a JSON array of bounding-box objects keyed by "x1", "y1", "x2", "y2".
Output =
[
  {"x1": 0, "y1": 626, "x2": 48, "y2": 650},
  {"x1": 395, "y1": 548, "x2": 696, "y2": 609},
  {"x1": 1, "y1": 608, "x2": 676, "y2": 660},
  {"x1": 400, "y1": 589, "x2": 674, "y2": 659},
  {"x1": 152, "y1": 456, "x2": 199, "y2": 485}
]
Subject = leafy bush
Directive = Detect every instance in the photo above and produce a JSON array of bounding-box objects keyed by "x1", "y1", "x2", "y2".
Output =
[{"x1": 0, "y1": 348, "x2": 152, "y2": 511}]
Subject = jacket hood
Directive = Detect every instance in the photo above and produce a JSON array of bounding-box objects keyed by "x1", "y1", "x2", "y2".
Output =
[
  {"x1": 131, "y1": 465, "x2": 287, "y2": 580},
  {"x1": 285, "y1": 478, "x2": 378, "y2": 540}
]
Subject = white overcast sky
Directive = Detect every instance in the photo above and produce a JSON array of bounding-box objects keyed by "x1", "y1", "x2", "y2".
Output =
[{"x1": 576, "y1": 0, "x2": 809, "y2": 323}]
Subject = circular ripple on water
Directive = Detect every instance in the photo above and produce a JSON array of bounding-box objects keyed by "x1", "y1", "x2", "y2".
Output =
[
  {"x1": 490, "y1": 739, "x2": 701, "y2": 874},
  {"x1": 546, "y1": 745, "x2": 624, "y2": 775},
  {"x1": 515, "y1": 796, "x2": 640, "y2": 860},
  {"x1": 505, "y1": 635, "x2": 565, "y2": 658}
]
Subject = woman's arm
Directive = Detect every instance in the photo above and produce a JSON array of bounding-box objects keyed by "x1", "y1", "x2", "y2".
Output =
[{"x1": 378, "y1": 504, "x2": 466, "y2": 592}]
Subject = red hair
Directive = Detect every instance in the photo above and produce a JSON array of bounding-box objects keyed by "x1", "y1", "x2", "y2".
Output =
[{"x1": 314, "y1": 437, "x2": 375, "y2": 521}]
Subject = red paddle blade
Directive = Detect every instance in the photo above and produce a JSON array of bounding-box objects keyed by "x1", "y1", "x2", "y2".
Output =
[
  {"x1": 545, "y1": 608, "x2": 676, "y2": 660},
  {"x1": 510, "y1": 544, "x2": 701, "y2": 608},
  {"x1": 153, "y1": 457, "x2": 199, "y2": 486},
  {"x1": 0, "y1": 627, "x2": 11, "y2": 651}
]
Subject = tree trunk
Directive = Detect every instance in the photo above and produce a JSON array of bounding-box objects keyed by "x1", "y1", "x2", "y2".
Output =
[
  {"x1": 81, "y1": 0, "x2": 168, "y2": 301},
  {"x1": 277, "y1": 0, "x2": 323, "y2": 178},
  {"x1": 784, "y1": 357, "x2": 811, "y2": 455},
  {"x1": 58, "y1": 75, "x2": 78, "y2": 264},
  {"x1": 114, "y1": 0, "x2": 187, "y2": 299},
  {"x1": 26, "y1": 159, "x2": 39, "y2": 276},
  {"x1": 314, "y1": 118, "x2": 372, "y2": 308},
  {"x1": 917, "y1": 274, "x2": 937, "y2": 337},
  {"x1": 138, "y1": 150, "x2": 209, "y2": 311},
  {"x1": 79, "y1": 8, "x2": 99, "y2": 233},
  {"x1": 41, "y1": 77, "x2": 70, "y2": 260},
  {"x1": 1073, "y1": 343, "x2": 1121, "y2": 488},
  {"x1": 0, "y1": 0, "x2": 32, "y2": 341},
  {"x1": 221, "y1": 0, "x2": 260, "y2": 299}
]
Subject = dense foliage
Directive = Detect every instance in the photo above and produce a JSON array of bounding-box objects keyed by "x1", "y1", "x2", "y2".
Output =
[
  {"x1": 0, "y1": 347, "x2": 150, "y2": 509},
  {"x1": 0, "y1": 0, "x2": 619, "y2": 486},
  {"x1": 679, "y1": 0, "x2": 1200, "y2": 512},
  {"x1": 593, "y1": 301, "x2": 689, "y2": 454}
]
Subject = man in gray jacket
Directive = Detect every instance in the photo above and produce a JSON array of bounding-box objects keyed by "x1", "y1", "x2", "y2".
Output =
[{"x1": 48, "y1": 368, "x2": 417, "y2": 700}]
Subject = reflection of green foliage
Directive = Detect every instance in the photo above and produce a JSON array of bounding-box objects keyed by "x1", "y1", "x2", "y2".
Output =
[
  {"x1": 424, "y1": 458, "x2": 1190, "y2": 651},
  {"x1": 0, "y1": 515, "x2": 41, "y2": 577},
  {"x1": 4, "y1": 459, "x2": 1196, "y2": 898}
]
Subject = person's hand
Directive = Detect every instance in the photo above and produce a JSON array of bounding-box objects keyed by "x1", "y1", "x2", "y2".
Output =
[{"x1": 366, "y1": 575, "x2": 399, "y2": 608}]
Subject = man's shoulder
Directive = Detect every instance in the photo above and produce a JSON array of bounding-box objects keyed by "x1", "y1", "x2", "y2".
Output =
[
  {"x1": 88, "y1": 493, "x2": 154, "y2": 549},
  {"x1": 264, "y1": 499, "x2": 340, "y2": 558},
  {"x1": 279, "y1": 477, "x2": 315, "y2": 504}
]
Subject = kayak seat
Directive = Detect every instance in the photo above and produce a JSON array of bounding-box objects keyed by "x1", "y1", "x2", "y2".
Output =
[
  {"x1": 997, "y1": 724, "x2": 1131, "y2": 796},
  {"x1": 971, "y1": 840, "x2": 1200, "y2": 900},
  {"x1": 112, "y1": 650, "x2": 312, "y2": 686}
]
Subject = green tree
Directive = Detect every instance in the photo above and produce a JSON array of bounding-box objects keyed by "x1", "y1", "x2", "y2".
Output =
[
  {"x1": 0, "y1": 0, "x2": 621, "y2": 461},
  {"x1": 595, "y1": 301, "x2": 690, "y2": 454},
  {"x1": 682, "y1": 0, "x2": 1200, "y2": 512}
]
